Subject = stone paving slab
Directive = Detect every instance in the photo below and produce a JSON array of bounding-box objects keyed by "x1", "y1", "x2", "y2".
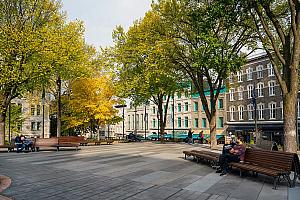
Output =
[{"x1": 0, "y1": 142, "x2": 297, "y2": 200}]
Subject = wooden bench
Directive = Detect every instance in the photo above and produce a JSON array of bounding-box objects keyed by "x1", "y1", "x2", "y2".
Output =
[
  {"x1": 87, "y1": 139, "x2": 114, "y2": 145},
  {"x1": 35, "y1": 137, "x2": 80, "y2": 151},
  {"x1": 229, "y1": 148, "x2": 300, "y2": 189},
  {"x1": 183, "y1": 150, "x2": 220, "y2": 166}
]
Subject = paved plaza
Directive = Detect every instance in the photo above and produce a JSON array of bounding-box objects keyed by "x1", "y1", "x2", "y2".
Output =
[{"x1": 0, "y1": 142, "x2": 300, "y2": 200}]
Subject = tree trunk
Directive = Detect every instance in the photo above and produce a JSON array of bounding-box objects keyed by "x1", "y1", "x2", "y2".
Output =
[
  {"x1": 283, "y1": 93, "x2": 298, "y2": 153},
  {"x1": 209, "y1": 112, "x2": 217, "y2": 148},
  {"x1": 56, "y1": 76, "x2": 62, "y2": 137},
  {"x1": 0, "y1": 112, "x2": 6, "y2": 145},
  {"x1": 158, "y1": 100, "x2": 164, "y2": 143}
]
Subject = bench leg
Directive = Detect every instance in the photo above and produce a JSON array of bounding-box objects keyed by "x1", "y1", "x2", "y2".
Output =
[
  {"x1": 36, "y1": 147, "x2": 39, "y2": 152},
  {"x1": 57, "y1": 147, "x2": 59, "y2": 151}
]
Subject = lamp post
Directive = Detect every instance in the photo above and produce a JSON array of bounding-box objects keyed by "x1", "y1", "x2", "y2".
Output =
[
  {"x1": 172, "y1": 96, "x2": 175, "y2": 141},
  {"x1": 8, "y1": 103, "x2": 11, "y2": 143},
  {"x1": 144, "y1": 106, "x2": 147, "y2": 140},
  {"x1": 42, "y1": 89, "x2": 45, "y2": 138},
  {"x1": 134, "y1": 107, "x2": 138, "y2": 135},
  {"x1": 115, "y1": 104, "x2": 127, "y2": 139}
]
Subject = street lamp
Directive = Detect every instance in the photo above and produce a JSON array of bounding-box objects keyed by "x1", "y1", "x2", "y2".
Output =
[
  {"x1": 115, "y1": 104, "x2": 127, "y2": 139},
  {"x1": 42, "y1": 89, "x2": 45, "y2": 138}
]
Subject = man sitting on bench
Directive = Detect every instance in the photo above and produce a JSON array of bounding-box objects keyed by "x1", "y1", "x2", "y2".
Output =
[{"x1": 216, "y1": 137, "x2": 246, "y2": 176}]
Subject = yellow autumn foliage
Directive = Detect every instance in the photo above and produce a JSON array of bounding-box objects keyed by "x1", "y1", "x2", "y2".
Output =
[{"x1": 63, "y1": 76, "x2": 119, "y2": 129}]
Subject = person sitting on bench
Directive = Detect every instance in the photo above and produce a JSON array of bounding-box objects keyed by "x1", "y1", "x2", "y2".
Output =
[
  {"x1": 216, "y1": 137, "x2": 246, "y2": 176},
  {"x1": 15, "y1": 135, "x2": 23, "y2": 152}
]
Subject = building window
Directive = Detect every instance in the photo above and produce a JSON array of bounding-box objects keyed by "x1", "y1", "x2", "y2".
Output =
[
  {"x1": 247, "y1": 85, "x2": 253, "y2": 99},
  {"x1": 238, "y1": 105, "x2": 244, "y2": 120},
  {"x1": 152, "y1": 107, "x2": 155, "y2": 114},
  {"x1": 258, "y1": 104, "x2": 264, "y2": 120},
  {"x1": 229, "y1": 88, "x2": 235, "y2": 101},
  {"x1": 218, "y1": 99, "x2": 224, "y2": 109},
  {"x1": 37, "y1": 122, "x2": 41, "y2": 131},
  {"x1": 136, "y1": 114, "x2": 139, "y2": 129},
  {"x1": 280, "y1": 101, "x2": 283, "y2": 119},
  {"x1": 193, "y1": 102, "x2": 198, "y2": 112},
  {"x1": 237, "y1": 71, "x2": 243, "y2": 82},
  {"x1": 268, "y1": 63, "x2": 275, "y2": 76},
  {"x1": 31, "y1": 105, "x2": 35, "y2": 116},
  {"x1": 246, "y1": 67, "x2": 253, "y2": 80},
  {"x1": 128, "y1": 115, "x2": 130, "y2": 129},
  {"x1": 177, "y1": 103, "x2": 181, "y2": 112},
  {"x1": 229, "y1": 106, "x2": 235, "y2": 121},
  {"x1": 163, "y1": 95, "x2": 166, "y2": 101},
  {"x1": 152, "y1": 119, "x2": 156, "y2": 128},
  {"x1": 194, "y1": 118, "x2": 199, "y2": 128},
  {"x1": 257, "y1": 83, "x2": 264, "y2": 97},
  {"x1": 31, "y1": 122, "x2": 36, "y2": 131},
  {"x1": 229, "y1": 73, "x2": 234, "y2": 84},
  {"x1": 202, "y1": 118, "x2": 207, "y2": 128},
  {"x1": 269, "y1": 81, "x2": 275, "y2": 96},
  {"x1": 247, "y1": 104, "x2": 254, "y2": 120},
  {"x1": 202, "y1": 104, "x2": 205, "y2": 111},
  {"x1": 36, "y1": 105, "x2": 41, "y2": 116},
  {"x1": 269, "y1": 102, "x2": 276, "y2": 119},
  {"x1": 238, "y1": 86, "x2": 243, "y2": 100},
  {"x1": 257, "y1": 65, "x2": 263, "y2": 79},
  {"x1": 177, "y1": 117, "x2": 182, "y2": 128},
  {"x1": 141, "y1": 114, "x2": 144, "y2": 129},
  {"x1": 177, "y1": 92, "x2": 181, "y2": 99},
  {"x1": 298, "y1": 100, "x2": 300, "y2": 119},
  {"x1": 184, "y1": 102, "x2": 188, "y2": 111},
  {"x1": 218, "y1": 117, "x2": 224, "y2": 128},
  {"x1": 184, "y1": 91, "x2": 189, "y2": 98},
  {"x1": 163, "y1": 105, "x2": 167, "y2": 114},
  {"x1": 132, "y1": 115, "x2": 134, "y2": 129},
  {"x1": 184, "y1": 117, "x2": 188, "y2": 128}
]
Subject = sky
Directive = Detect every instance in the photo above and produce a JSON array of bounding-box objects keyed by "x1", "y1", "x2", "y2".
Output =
[{"x1": 62, "y1": 0, "x2": 152, "y2": 49}]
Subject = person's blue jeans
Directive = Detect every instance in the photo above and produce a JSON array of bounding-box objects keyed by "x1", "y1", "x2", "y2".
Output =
[
  {"x1": 219, "y1": 153, "x2": 240, "y2": 173},
  {"x1": 15, "y1": 143, "x2": 24, "y2": 152}
]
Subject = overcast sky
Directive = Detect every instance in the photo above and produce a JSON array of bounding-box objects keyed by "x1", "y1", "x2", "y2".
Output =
[{"x1": 62, "y1": 0, "x2": 152, "y2": 49}]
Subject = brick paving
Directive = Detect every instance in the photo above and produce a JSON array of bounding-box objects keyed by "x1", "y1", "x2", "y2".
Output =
[{"x1": 0, "y1": 142, "x2": 299, "y2": 200}]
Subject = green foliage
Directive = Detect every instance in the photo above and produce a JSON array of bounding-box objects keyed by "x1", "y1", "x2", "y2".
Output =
[
  {"x1": 112, "y1": 11, "x2": 184, "y2": 106},
  {"x1": 0, "y1": 0, "x2": 64, "y2": 111},
  {"x1": 150, "y1": 0, "x2": 257, "y2": 146}
]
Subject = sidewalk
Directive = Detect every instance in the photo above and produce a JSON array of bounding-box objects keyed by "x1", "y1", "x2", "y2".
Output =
[{"x1": 0, "y1": 143, "x2": 299, "y2": 200}]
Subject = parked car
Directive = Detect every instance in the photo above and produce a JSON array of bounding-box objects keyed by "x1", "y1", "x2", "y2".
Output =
[{"x1": 127, "y1": 133, "x2": 141, "y2": 142}]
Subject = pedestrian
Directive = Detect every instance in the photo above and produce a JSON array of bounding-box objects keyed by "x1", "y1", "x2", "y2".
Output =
[
  {"x1": 188, "y1": 128, "x2": 193, "y2": 144},
  {"x1": 199, "y1": 131, "x2": 204, "y2": 144},
  {"x1": 15, "y1": 134, "x2": 23, "y2": 152}
]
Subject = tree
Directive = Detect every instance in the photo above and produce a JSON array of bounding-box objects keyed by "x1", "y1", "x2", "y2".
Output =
[
  {"x1": 62, "y1": 76, "x2": 119, "y2": 138},
  {"x1": 112, "y1": 12, "x2": 184, "y2": 141},
  {"x1": 153, "y1": 0, "x2": 256, "y2": 147},
  {"x1": 0, "y1": 0, "x2": 63, "y2": 145},
  {"x1": 45, "y1": 21, "x2": 96, "y2": 137},
  {"x1": 238, "y1": 0, "x2": 300, "y2": 152}
]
